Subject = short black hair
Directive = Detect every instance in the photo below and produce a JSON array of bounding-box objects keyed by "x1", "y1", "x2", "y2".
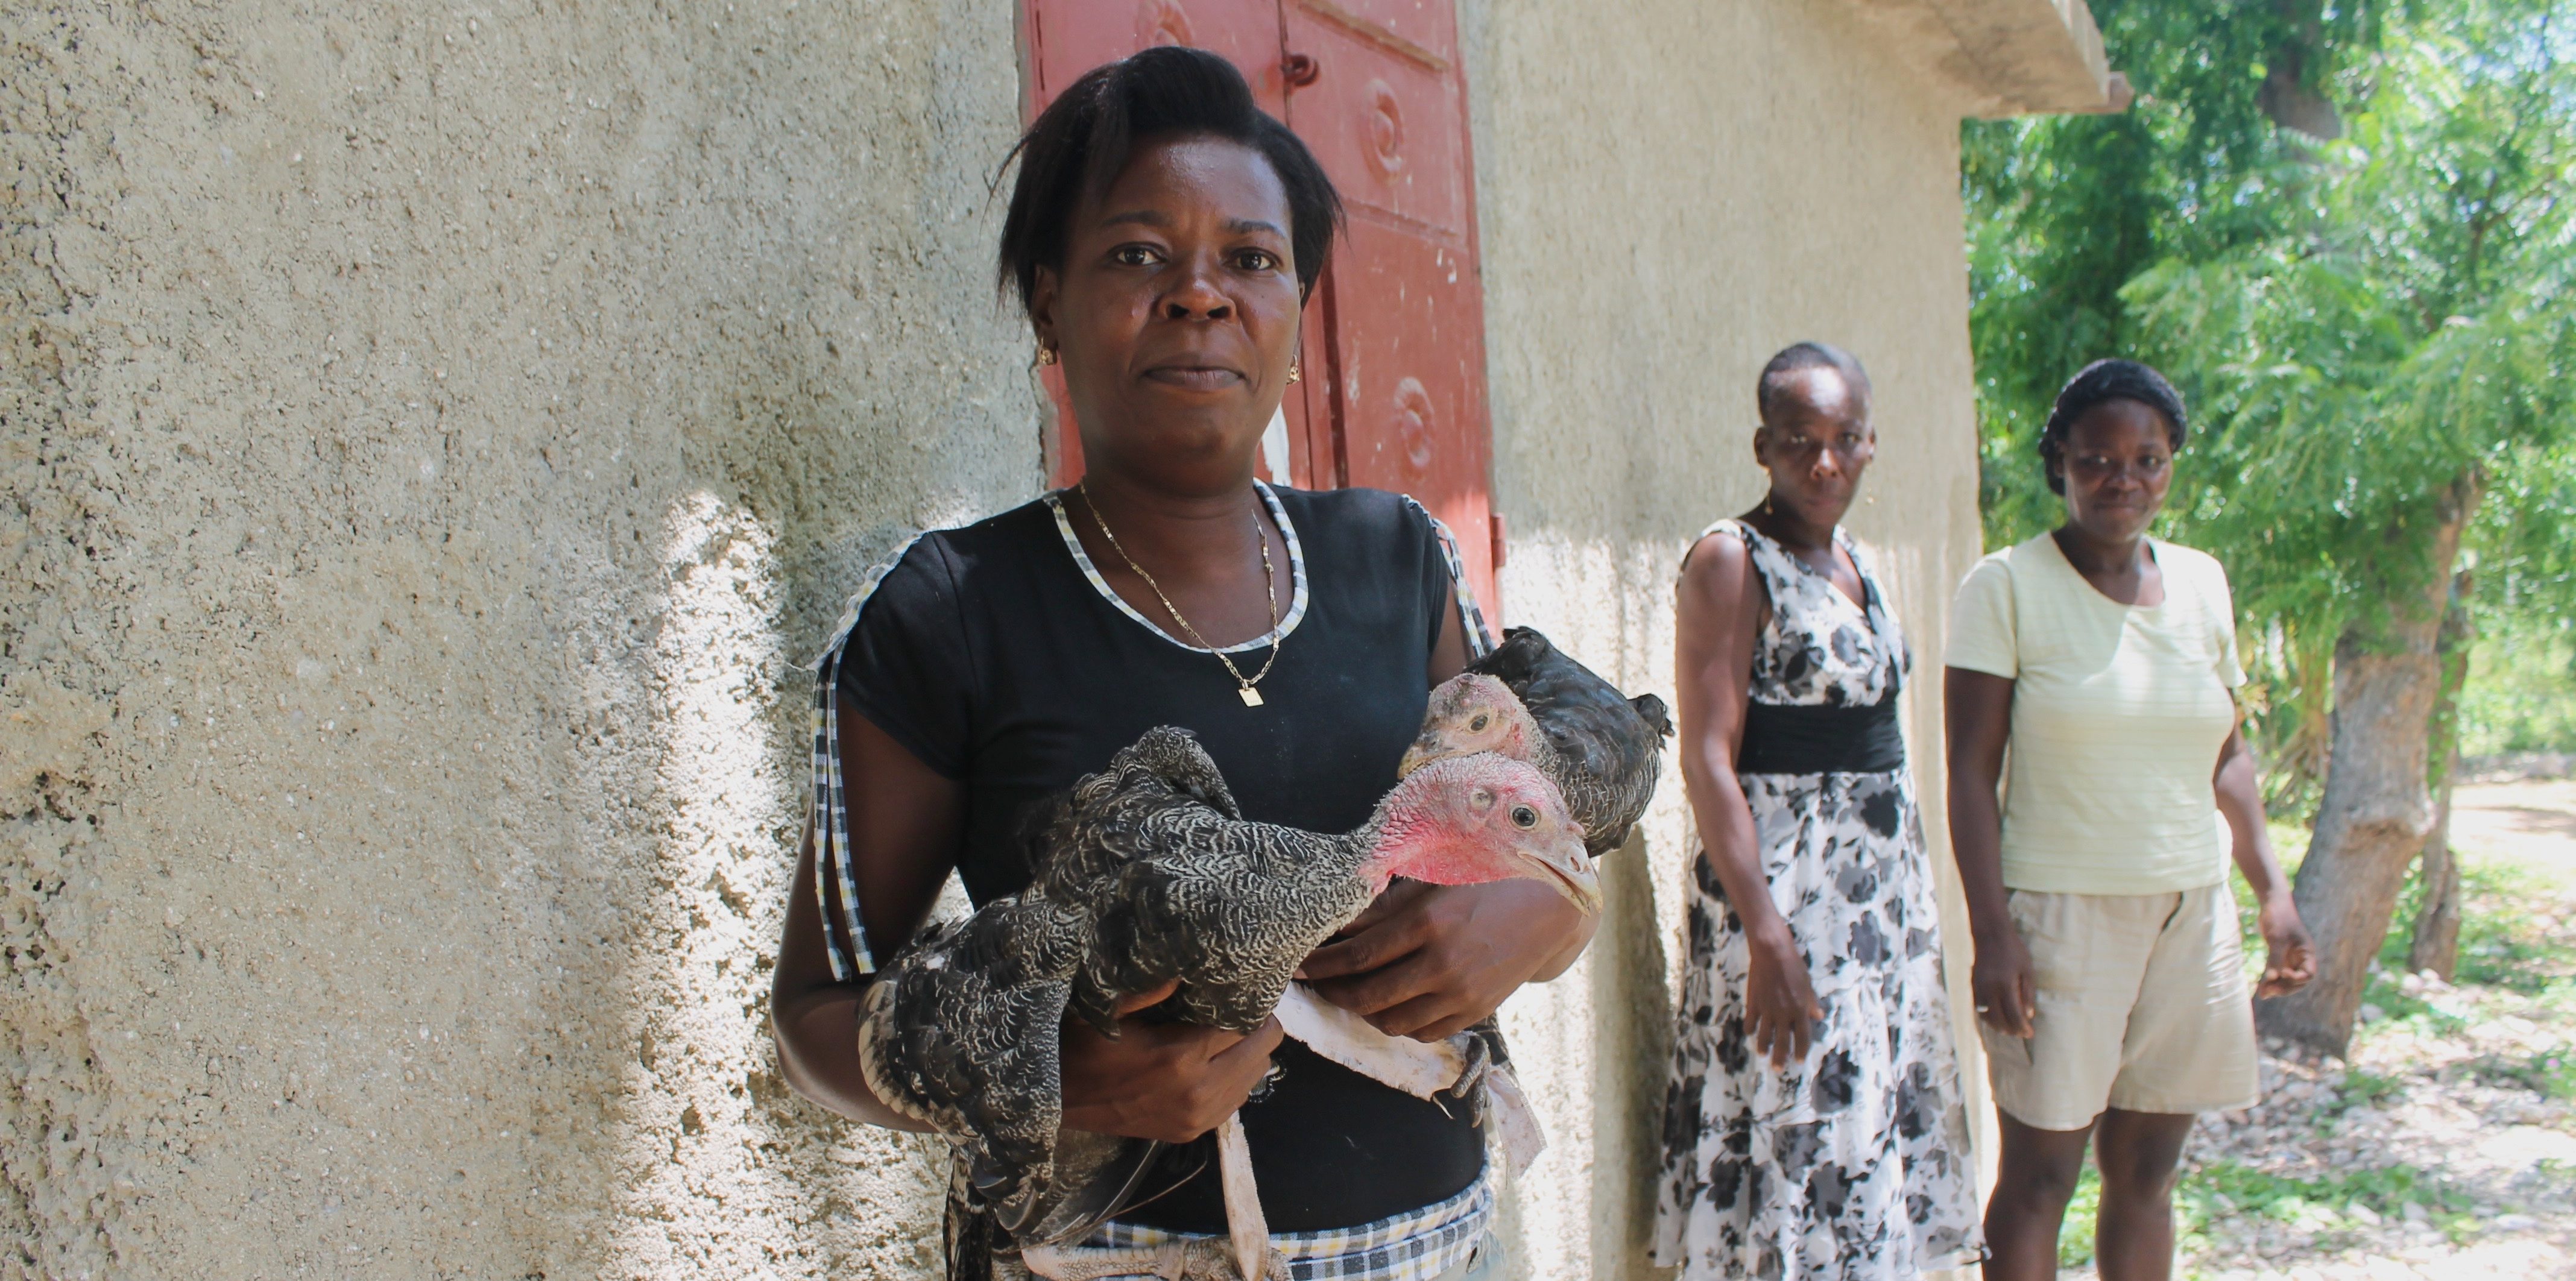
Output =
[
  {"x1": 2039, "y1": 359, "x2": 2189, "y2": 494},
  {"x1": 997, "y1": 47, "x2": 1343, "y2": 313},
  {"x1": 1756, "y1": 342, "x2": 1872, "y2": 423}
]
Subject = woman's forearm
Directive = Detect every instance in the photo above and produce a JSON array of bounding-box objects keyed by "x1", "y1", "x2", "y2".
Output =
[
  {"x1": 1682, "y1": 751, "x2": 1786, "y2": 934},
  {"x1": 2214, "y1": 728, "x2": 2288, "y2": 900},
  {"x1": 773, "y1": 984, "x2": 931, "y2": 1131},
  {"x1": 1942, "y1": 667, "x2": 2018, "y2": 942},
  {"x1": 770, "y1": 822, "x2": 934, "y2": 1131},
  {"x1": 1946, "y1": 767, "x2": 2013, "y2": 940}
]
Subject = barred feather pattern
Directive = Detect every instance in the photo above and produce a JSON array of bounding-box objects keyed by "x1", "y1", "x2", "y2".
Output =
[
  {"x1": 864, "y1": 726, "x2": 1412, "y2": 1255},
  {"x1": 857, "y1": 896, "x2": 1088, "y2": 1223},
  {"x1": 1050, "y1": 729, "x2": 1387, "y2": 1037}
]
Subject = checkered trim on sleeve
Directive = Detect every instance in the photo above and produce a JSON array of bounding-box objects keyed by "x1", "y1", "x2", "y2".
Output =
[
  {"x1": 1084, "y1": 1176, "x2": 1492, "y2": 1281},
  {"x1": 1401, "y1": 496, "x2": 1495, "y2": 661},
  {"x1": 804, "y1": 536, "x2": 925, "y2": 982}
]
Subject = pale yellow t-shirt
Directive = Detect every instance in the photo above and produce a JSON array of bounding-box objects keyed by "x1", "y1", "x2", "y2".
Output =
[{"x1": 1947, "y1": 533, "x2": 2245, "y2": 895}]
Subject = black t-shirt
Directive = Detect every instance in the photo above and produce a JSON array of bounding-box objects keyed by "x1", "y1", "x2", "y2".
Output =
[{"x1": 837, "y1": 483, "x2": 1483, "y2": 1232}]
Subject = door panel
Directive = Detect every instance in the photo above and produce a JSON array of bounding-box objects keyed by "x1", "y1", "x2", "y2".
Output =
[
  {"x1": 1281, "y1": 0, "x2": 1495, "y2": 612},
  {"x1": 1316, "y1": 216, "x2": 1494, "y2": 601},
  {"x1": 1024, "y1": 0, "x2": 1288, "y2": 115},
  {"x1": 1295, "y1": 0, "x2": 1454, "y2": 68},
  {"x1": 1281, "y1": 4, "x2": 1468, "y2": 236}
]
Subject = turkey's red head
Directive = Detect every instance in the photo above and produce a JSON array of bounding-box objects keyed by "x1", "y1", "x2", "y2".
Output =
[
  {"x1": 1368, "y1": 753, "x2": 1598, "y2": 913},
  {"x1": 1399, "y1": 674, "x2": 1538, "y2": 777}
]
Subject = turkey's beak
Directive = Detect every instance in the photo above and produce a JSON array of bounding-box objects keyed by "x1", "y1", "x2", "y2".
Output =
[
  {"x1": 1522, "y1": 830, "x2": 1600, "y2": 915},
  {"x1": 1397, "y1": 736, "x2": 1439, "y2": 778}
]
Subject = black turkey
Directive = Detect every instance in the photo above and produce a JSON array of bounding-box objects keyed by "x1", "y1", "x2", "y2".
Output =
[
  {"x1": 857, "y1": 726, "x2": 1595, "y2": 1280},
  {"x1": 1401, "y1": 625, "x2": 1673, "y2": 857}
]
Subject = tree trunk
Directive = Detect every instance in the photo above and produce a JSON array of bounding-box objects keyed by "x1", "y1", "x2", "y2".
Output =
[
  {"x1": 2408, "y1": 761, "x2": 2461, "y2": 980},
  {"x1": 2257, "y1": 476, "x2": 2481, "y2": 1056},
  {"x1": 2408, "y1": 579, "x2": 2473, "y2": 981}
]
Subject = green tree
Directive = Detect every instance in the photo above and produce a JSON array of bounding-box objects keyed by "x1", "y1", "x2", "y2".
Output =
[
  {"x1": 1964, "y1": 0, "x2": 2399, "y2": 552},
  {"x1": 1968, "y1": 0, "x2": 2576, "y2": 1055},
  {"x1": 2120, "y1": 0, "x2": 2575, "y2": 1053}
]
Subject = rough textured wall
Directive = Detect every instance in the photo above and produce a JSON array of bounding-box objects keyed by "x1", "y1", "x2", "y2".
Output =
[
  {"x1": 1456, "y1": 1, "x2": 1995, "y2": 1276},
  {"x1": 0, "y1": 2, "x2": 1043, "y2": 1276}
]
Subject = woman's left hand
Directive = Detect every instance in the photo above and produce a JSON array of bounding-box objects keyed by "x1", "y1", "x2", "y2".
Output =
[
  {"x1": 1295, "y1": 879, "x2": 1598, "y2": 1041},
  {"x1": 2254, "y1": 892, "x2": 2317, "y2": 998}
]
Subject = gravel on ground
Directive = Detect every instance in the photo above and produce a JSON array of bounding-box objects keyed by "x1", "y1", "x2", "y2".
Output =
[{"x1": 2063, "y1": 781, "x2": 2576, "y2": 1280}]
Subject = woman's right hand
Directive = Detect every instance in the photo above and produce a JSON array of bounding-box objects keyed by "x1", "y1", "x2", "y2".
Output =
[
  {"x1": 1743, "y1": 919, "x2": 1824, "y2": 1068},
  {"x1": 1972, "y1": 925, "x2": 2039, "y2": 1038},
  {"x1": 1058, "y1": 981, "x2": 1286, "y2": 1144}
]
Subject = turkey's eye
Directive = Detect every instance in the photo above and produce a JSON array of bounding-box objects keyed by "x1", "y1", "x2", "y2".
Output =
[
  {"x1": 1469, "y1": 714, "x2": 1490, "y2": 732},
  {"x1": 1509, "y1": 805, "x2": 1538, "y2": 829}
]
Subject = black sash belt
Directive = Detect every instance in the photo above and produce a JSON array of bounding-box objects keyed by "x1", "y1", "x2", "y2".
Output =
[{"x1": 1738, "y1": 696, "x2": 1905, "y2": 775}]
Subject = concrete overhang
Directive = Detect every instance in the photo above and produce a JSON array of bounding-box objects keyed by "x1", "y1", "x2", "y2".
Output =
[{"x1": 1843, "y1": 0, "x2": 2131, "y2": 118}]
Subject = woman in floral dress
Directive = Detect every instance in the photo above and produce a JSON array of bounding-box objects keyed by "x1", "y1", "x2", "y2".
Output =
[{"x1": 1652, "y1": 343, "x2": 1982, "y2": 1279}]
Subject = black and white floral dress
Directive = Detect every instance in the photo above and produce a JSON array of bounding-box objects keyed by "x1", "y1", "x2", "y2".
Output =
[{"x1": 1650, "y1": 520, "x2": 1982, "y2": 1279}]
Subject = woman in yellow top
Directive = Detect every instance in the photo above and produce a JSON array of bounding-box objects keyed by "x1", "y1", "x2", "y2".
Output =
[{"x1": 1944, "y1": 359, "x2": 2317, "y2": 1281}]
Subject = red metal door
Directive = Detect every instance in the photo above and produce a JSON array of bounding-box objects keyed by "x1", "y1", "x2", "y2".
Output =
[{"x1": 1019, "y1": 0, "x2": 1501, "y2": 615}]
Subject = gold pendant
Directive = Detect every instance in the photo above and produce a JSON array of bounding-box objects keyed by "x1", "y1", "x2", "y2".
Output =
[{"x1": 1239, "y1": 686, "x2": 1265, "y2": 708}]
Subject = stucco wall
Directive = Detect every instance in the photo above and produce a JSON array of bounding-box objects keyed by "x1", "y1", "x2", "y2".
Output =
[
  {"x1": 2, "y1": 2, "x2": 1044, "y2": 1276},
  {"x1": 5, "y1": 1, "x2": 2010, "y2": 1277},
  {"x1": 1456, "y1": 1, "x2": 1996, "y2": 1276}
]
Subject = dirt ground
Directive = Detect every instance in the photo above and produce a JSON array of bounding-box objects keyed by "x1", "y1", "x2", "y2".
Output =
[
  {"x1": 2449, "y1": 779, "x2": 2576, "y2": 879},
  {"x1": 2066, "y1": 781, "x2": 2576, "y2": 1280}
]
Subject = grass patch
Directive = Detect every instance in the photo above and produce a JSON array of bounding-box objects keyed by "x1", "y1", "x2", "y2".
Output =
[
  {"x1": 2446, "y1": 864, "x2": 2576, "y2": 994},
  {"x1": 2467, "y1": 1048, "x2": 2576, "y2": 1100},
  {"x1": 2058, "y1": 1163, "x2": 2104, "y2": 1267},
  {"x1": 2055, "y1": 1157, "x2": 2468, "y2": 1266},
  {"x1": 2177, "y1": 1159, "x2": 2466, "y2": 1227},
  {"x1": 2322, "y1": 1067, "x2": 2407, "y2": 1117},
  {"x1": 2365, "y1": 855, "x2": 2576, "y2": 1024}
]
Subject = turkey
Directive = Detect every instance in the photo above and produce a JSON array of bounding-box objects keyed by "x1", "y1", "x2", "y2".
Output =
[
  {"x1": 1401, "y1": 625, "x2": 1673, "y2": 857},
  {"x1": 857, "y1": 726, "x2": 1596, "y2": 1280},
  {"x1": 1352, "y1": 627, "x2": 1670, "y2": 1151}
]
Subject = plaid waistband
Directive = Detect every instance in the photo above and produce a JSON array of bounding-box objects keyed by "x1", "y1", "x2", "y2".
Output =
[{"x1": 1082, "y1": 1178, "x2": 1492, "y2": 1281}]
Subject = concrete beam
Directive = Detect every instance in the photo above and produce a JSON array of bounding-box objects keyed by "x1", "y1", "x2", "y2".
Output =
[{"x1": 1843, "y1": 0, "x2": 2126, "y2": 118}]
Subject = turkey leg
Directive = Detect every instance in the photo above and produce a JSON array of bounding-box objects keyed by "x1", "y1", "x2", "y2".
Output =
[
  {"x1": 1216, "y1": 1112, "x2": 1286, "y2": 1280},
  {"x1": 1269, "y1": 983, "x2": 1547, "y2": 1178}
]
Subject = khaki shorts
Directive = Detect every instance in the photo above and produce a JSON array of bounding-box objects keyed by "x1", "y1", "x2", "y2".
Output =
[{"x1": 1981, "y1": 883, "x2": 2259, "y2": 1131}]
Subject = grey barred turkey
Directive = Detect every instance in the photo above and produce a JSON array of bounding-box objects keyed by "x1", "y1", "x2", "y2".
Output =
[{"x1": 857, "y1": 725, "x2": 1596, "y2": 1280}]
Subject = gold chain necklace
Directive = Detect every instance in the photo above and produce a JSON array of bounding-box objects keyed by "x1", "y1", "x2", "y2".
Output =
[{"x1": 1078, "y1": 481, "x2": 1283, "y2": 708}]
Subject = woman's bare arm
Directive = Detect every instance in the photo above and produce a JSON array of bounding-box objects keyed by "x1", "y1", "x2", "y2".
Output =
[
  {"x1": 1943, "y1": 667, "x2": 2034, "y2": 1037},
  {"x1": 771, "y1": 702, "x2": 965, "y2": 1128},
  {"x1": 2214, "y1": 723, "x2": 2314, "y2": 996},
  {"x1": 1673, "y1": 531, "x2": 1820, "y2": 1068}
]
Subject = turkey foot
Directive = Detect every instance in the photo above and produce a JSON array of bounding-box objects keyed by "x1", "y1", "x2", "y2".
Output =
[
  {"x1": 1271, "y1": 982, "x2": 1465, "y2": 1097},
  {"x1": 1216, "y1": 1112, "x2": 1289, "y2": 1280}
]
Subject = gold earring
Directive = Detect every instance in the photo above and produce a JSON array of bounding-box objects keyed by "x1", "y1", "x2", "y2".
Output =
[
  {"x1": 1037, "y1": 345, "x2": 1058, "y2": 367},
  {"x1": 1286, "y1": 360, "x2": 1301, "y2": 385},
  {"x1": 1763, "y1": 491, "x2": 1775, "y2": 517}
]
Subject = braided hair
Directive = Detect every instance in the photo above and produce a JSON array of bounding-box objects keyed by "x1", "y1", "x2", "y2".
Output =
[{"x1": 2039, "y1": 359, "x2": 2189, "y2": 495}]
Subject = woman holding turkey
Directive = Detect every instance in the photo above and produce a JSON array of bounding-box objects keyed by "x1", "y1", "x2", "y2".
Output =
[{"x1": 768, "y1": 47, "x2": 1591, "y2": 1281}]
